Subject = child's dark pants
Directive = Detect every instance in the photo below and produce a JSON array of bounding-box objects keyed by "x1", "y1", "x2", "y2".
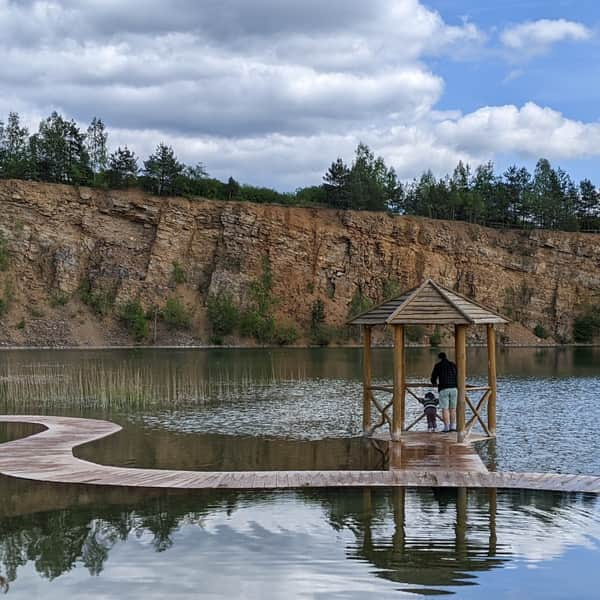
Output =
[{"x1": 425, "y1": 406, "x2": 437, "y2": 429}]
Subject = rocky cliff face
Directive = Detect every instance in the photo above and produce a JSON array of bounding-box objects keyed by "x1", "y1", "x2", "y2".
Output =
[{"x1": 0, "y1": 179, "x2": 598, "y2": 347}]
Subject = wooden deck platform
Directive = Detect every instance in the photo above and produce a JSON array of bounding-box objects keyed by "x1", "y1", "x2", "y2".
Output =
[{"x1": 1, "y1": 415, "x2": 600, "y2": 493}]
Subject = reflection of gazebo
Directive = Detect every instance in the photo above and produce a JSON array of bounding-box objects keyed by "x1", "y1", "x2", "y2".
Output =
[
  {"x1": 346, "y1": 488, "x2": 501, "y2": 591},
  {"x1": 348, "y1": 279, "x2": 510, "y2": 442}
]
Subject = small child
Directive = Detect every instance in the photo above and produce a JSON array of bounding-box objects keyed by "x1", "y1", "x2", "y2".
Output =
[{"x1": 419, "y1": 391, "x2": 439, "y2": 433}]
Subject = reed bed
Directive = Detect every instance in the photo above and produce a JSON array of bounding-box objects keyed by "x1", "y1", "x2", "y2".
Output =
[{"x1": 0, "y1": 362, "x2": 307, "y2": 411}]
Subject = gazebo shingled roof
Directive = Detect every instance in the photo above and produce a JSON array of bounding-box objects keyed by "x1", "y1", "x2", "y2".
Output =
[{"x1": 348, "y1": 279, "x2": 509, "y2": 326}]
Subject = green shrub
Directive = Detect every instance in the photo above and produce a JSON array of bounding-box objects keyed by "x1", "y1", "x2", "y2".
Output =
[
  {"x1": 162, "y1": 297, "x2": 192, "y2": 330},
  {"x1": 573, "y1": 312, "x2": 600, "y2": 343},
  {"x1": 16, "y1": 319, "x2": 25, "y2": 329},
  {"x1": 429, "y1": 327, "x2": 442, "y2": 347},
  {"x1": 311, "y1": 299, "x2": 325, "y2": 330},
  {"x1": 238, "y1": 256, "x2": 281, "y2": 344},
  {"x1": 78, "y1": 277, "x2": 115, "y2": 316},
  {"x1": 28, "y1": 306, "x2": 44, "y2": 318},
  {"x1": 207, "y1": 291, "x2": 239, "y2": 337},
  {"x1": 0, "y1": 234, "x2": 8, "y2": 271},
  {"x1": 50, "y1": 292, "x2": 69, "y2": 307},
  {"x1": 239, "y1": 309, "x2": 275, "y2": 343},
  {"x1": 171, "y1": 261, "x2": 187, "y2": 284},
  {"x1": 249, "y1": 257, "x2": 276, "y2": 316},
  {"x1": 406, "y1": 324, "x2": 425, "y2": 343},
  {"x1": 309, "y1": 299, "x2": 329, "y2": 345},
  {"x1": 273, "y1": 324, "x2": 299, "y2": 346},
  {"x1": 348, "y1": 289, "x2": 372, "y2": 318},
  {"x1": 382, "y1": 277, "x2": 401, "y2": 299},
  {"x1": 120, "y1": 300, "x2": 150, "y2": 341},
  {"x1": 533, "y1": 324, "x2": 549, "y2": 339},
  {"x1": 0, "y1": 281, "x2": 14, "y2": 316},
  {"x1": 310, "y1": 325, "x2": 333, "y2": 346}
]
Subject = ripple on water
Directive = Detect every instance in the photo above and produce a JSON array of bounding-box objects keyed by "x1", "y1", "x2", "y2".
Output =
[{"x1": 137, "y1": 375, "x2": 600, "y2": 476}]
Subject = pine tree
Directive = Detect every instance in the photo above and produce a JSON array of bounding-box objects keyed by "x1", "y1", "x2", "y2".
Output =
[
  {"x1": 323, "y1": 157, "x2": 351, "y2": 208},
  {"x1": 143, "y1": 143, "x2": 184, "y2": 195},
  {"x1": 106, "y1": 146, "x2": 138, "y2": 188},
  {"x1": 0, "y1": 112, "x2": 30, "y2": 179},
  {"x1": 225, "y1": 176, "x2": 241, "y2": 200},
  {"x1": 578, "y1": 179, "x2": 599, "y2": 229}
]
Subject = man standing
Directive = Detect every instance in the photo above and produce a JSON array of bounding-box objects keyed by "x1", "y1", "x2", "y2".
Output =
[{"x1": 430, "y1": 352, "x2": 458, "y2": 433}]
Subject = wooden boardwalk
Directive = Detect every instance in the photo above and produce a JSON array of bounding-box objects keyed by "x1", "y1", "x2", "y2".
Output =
[{"x1": 1, "y1": 415, "x2": 600, "y2": 493}]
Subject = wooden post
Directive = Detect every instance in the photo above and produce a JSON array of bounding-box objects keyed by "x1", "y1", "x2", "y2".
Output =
[
  {"x1": 488, "y1": 488, "x2": 497, "y2": 556},
  {"x1": 455, "y1": 487, "x2": 467, "y2": 559},
  {"x1": 487, "y1": 324, "x2": 497, "y2": 436},
  {"x1": 455, "y1": 324, "x2": 467, "y2": 442},
  {"x1": 392, "y1": 325, "x2": 405, "y2": 441},
  {"x1": 392, "y1": 488, "x2": 405, "y2": 552},
  {"x1": 362, "y1": 326, "x2": 373, "y2": 435}
]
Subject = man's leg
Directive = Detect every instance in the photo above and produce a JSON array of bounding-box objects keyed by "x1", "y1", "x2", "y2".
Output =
[
  {"x1": 439, "y1": 389, "x2": 450, "y2": 432},
  {"x1": 449, "y1": 388, "x2": 458, "y2": 431},
  {"x1": 442, "y1": 409, "x2": 449, "y2": 431}
]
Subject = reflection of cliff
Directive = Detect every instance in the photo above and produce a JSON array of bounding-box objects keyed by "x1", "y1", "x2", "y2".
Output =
[
  {"x1": 2, "y1": 179, "x2": 600, "y2": 346},
  {"x1": 0, "y1": 484, "x2": 598, "y2": 593}
]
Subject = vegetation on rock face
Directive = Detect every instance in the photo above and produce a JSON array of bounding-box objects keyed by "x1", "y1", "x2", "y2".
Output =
[
  {"x1": 162, "y1": 297, "x2": 192, "y2": 330},
  {"x1": 171, "y1": 261, "x2": 187, "y2": 285},
  {"x1": 239, "y1": 257, "x2": 277, "y2": 344},
  {"x1": 429, "y1": 327, "x2": 442, "y2": 347},
  {"x1": 119, "y1": 300, "x2": 150, "y2": 341},
  {"x1": 382, "y1": 278, "x2": 401, "y2": 300},
  {"x1": 406, "y1": 325, "x2": 425, "y2": 343},
  {"x1": 573, "y1": 306, "x2": 600, "y2": 343},
  {"x1": 2, "y1": 109, "x2": 600, "y2": 232},
  {"x1": 0, "y1": 281, "x2": 13, "y2": 317},
  {"x1": 534, "y1": 324, "x2": 549, "y2": 339},
  {"x1": 78, "y1": 277, "x2": 115, "y2": 316},
  {"x1": 49, "y1": 292, "x2": 69, "y2": 308},
  {"x1": 0, "y1": 233, "x2": 8, "y2": 271},
  {"x1": 309, "y1": 299, "x2": 329, "y2": 346},
  {"x1": 207, "y1": 291, "x2": 239, "y2": 344}
]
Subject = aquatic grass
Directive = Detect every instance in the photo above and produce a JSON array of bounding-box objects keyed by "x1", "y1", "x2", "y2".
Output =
[{"x1": 0, "y1": 361, "x2": 307, "y2": 411}]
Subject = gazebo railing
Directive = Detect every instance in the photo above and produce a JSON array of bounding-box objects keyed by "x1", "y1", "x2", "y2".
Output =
[{"x1": 366, "y1": 382, "x2": 493, "y2": 439}]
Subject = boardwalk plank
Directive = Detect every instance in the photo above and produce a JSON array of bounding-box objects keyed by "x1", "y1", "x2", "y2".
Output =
[{"x1": 1, "y1": 416, "x2": 599, "y2": 494}]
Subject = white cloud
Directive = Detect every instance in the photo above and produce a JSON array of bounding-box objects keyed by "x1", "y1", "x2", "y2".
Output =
[
  {"x1": 435, "y1": 102, "x2": 600, "y2": 160},
  {"x1": 1, "y1": 2, "x2": 600, "y2": 190},
  {"x1": 500, "y1": 18, "x2": 592, "y2": 56}
]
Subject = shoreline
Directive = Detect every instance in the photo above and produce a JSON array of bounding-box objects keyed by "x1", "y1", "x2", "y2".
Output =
[{"x1": 0, "y1": 343, "x2": 597, "y2": 351}]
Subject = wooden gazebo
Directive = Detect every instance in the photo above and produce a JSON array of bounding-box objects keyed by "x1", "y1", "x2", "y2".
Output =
[{"x1": 349, "y1": 279, "x2": 510, "y2": 443}]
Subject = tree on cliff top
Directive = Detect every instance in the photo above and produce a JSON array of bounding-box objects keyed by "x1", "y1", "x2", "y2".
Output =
[
  {"x1": 0, "y1": 112, "x2": 31, "y2": 179},
  {"x1": 142, "y1": 143, "x2": 184, "y2": 196},
  {"x1": 86, "y1": 117, "x2": 108, "y2": 175},
  {"x1": 106, "y1": 146, "x2": 138, "y2": 188},
  {"x1": 323, "y1": 143, "x2": 403, "y2": 212},
  {"x1": 29, "y1": 112, "x2": 92, "y2": 185}
]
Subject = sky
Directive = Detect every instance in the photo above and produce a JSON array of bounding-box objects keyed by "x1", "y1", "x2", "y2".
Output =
[{"x1": 2, "y1": 0, "x2": 600, "y2": 190}]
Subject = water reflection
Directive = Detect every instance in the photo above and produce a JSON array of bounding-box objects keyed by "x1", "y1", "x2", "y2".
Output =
[
  {"x1": 2, "y1": 347, "x2": 600, "y2": 475},
  {"x1": 0, "y1": 477, "x2": 599, "y2": 598}
]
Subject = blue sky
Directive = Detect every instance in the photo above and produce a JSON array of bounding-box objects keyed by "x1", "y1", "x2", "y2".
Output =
[
  {"x1": 427, "y1": 0, "x2": 600, "y2": 182},
  {"x1": 1, "y1": 0, "x2": 600, "y2": 188}
]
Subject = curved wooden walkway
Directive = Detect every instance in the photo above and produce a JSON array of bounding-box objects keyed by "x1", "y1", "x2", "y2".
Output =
[{"x1": 1, "y1": 415, "x2": 600, "y2": 493}]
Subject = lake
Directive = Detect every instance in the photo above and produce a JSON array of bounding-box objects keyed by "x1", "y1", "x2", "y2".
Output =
[{"x1": 1, "y1": 347, "x2": 599, "y2": 597}]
